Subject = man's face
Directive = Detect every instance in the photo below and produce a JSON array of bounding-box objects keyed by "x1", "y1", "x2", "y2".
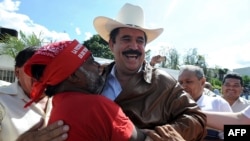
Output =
[
  {"x1": 178, "y1": 70, "x2": 205, "y2": 100},
  {"x1": 222, "y1": 78, "x2": 243, "y2": 101},
  {"x1": 109, "y1": 28, "x2": 146, "y2": 74},
  {"x1": 15, "y1": 66, "x2": 34, "y2": 95},
  {"x1": 75, "y1": 56, "x2": 105, "y2": 94}
]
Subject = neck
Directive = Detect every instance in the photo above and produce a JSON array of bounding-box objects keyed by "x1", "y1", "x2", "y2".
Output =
[
  {"x1": 115, "y1": 69, "x2": 135, "y2": 88},
  {"x1": 222, "y1": 96, "x2": 237, "y2": 106}
]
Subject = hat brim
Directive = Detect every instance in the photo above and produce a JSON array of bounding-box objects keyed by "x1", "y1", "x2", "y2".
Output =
[{"x1": 93, "y1": 16, "x2": 163, "y2": 44}]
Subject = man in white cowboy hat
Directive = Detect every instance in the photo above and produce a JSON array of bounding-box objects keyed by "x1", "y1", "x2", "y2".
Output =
[
  {"x1": 17, "y1": 3, "x2": 206, "y2": 141},
  {"x1": 93, "y1": 3, "x2": 206, "y2": 141}
]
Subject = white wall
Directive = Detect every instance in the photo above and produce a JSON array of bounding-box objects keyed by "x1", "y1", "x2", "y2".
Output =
[{"x1": 0, "y1": 54, "x2": 14, "y2": 69}]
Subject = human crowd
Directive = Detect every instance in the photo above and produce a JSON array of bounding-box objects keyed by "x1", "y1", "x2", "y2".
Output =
[{"x1": 0, "y1": 3, "x2": 249, "y2": 141}]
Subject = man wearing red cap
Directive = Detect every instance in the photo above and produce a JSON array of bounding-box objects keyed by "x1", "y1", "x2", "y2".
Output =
[
  {"x1": 18, "y1": 3, "x2": 206, "y2": 141},
  {"x1": 22, "y1": 39, "x2": 147, "y2": 141}
]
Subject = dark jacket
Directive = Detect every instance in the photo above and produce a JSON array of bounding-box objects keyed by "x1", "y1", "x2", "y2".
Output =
[{"x1": 102, "y1": 62, "x2": 207, "y2": 141}]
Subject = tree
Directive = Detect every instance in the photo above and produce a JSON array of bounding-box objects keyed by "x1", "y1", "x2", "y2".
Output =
[
  {"x1": 218, "y1": 68, "x2": 229, "y2": 81},
  {"x1": 0, "y1": 31, "x2": 43, "y2": 58},
  {"x1": 183, "y1": 48, "x2": 207, "y2": 67},
  {"x1": 83, "y1": 34, "x2": 114, "y2": 59},
  {"x1": 183, "y1": 48, "x2": 208, "y2": 75},
  {"x1": 242, "y1": 75, "x2": 250, "y2": 87},
  {"x1": 165, "y1": 48, "x2": 180, "y2": 69},
  {"x1": 183, "y1": 48, "x2": 198, "y2": 65},
  {"x1": 145, "y1": 49, "x2": 151, "y2": 62}
]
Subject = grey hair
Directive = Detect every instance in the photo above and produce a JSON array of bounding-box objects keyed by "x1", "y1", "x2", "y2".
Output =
[{"x1": 179, "y1": 65, "x2": 204, "y2": 80}]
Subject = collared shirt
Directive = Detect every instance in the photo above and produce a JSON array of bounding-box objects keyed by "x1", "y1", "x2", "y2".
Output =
[
  {"x1": 197, "y1": 90, "x2": 232, "y2": 140},
  {"x1": 102, "y1": 65, "x2": 122, "y2": 100},
  {"x1": 0, "y1": 81, "x2": 52, "y2": 141},
  {"x1": 231, "y1": 97, "x2": 250, "y2": 112},
  {"x1": 102, "y1": 64, "x2": 142, "y2": 100},
  {"x1": 197, "y1": 92, "x2": 232, "y2": 112},
  {"x1": 242, "y1": 106, "x2": 250, "y2": 118}
]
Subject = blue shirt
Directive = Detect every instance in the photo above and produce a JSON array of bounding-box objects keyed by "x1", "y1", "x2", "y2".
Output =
[{"x1": 102, "y1": 65, "x2": 122, "y2": 101}]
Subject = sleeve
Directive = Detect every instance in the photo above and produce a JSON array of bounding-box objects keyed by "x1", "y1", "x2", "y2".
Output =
[
  {"x1": 242, "y1": 106, "x2": 250, "y2": 118},
  {"x1": 99, "y1": 97, "x2": 134, "y2": 141},
  {"x1": 110, "y1": 108, "x2": 134, "y2": 141}
]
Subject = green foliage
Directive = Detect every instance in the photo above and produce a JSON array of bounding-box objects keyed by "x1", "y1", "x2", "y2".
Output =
[
  {"x1": 183, "y1": 48, "x2": 207, "y2": 67},
  {"x1": 209, "y1": 78, "x2": 222, "y2": 91},
  {"x1": 165, "y1": 48, "x2": 180, "y2": 69},
  {"x1": 183, "y1": 48, "x2": 198, "y2": 65},
  {"x1": 83, "y1": 35, "x2": 114, "y2": 59},
  {"x1": 217, "y1": 68, "x2": 229, "y2": 81},
  {"x1": 0, "y1": 30, "x2": 43, "y2": 58},
  {"x1": 242, "y1": 75, "x2": 250, "y2": 87},
  {"x1": 182, "y1": 48, "x2": 208, "y2": 76}
]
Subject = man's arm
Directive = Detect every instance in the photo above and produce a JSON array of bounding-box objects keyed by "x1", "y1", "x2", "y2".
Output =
[
  {"x1": 144, "y1": 125, "x2": 186, "y2": 141},
  {"x1": 129, "y1": 126, "x2": 146, "y2": 141},
  {"x1": 16, "y1": 119, "x2": 69, "y2": 141},
  {"x1": 150, "y1": 55, "x2": 165, "y2": 67},
  {"x1": 204, "y1": 111, "x2": 250, "y2": 130}
]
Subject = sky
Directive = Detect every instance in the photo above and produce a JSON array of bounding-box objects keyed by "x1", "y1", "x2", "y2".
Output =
[{"x1": 0, "y1": 0, "x2": 249, "y2": 71}]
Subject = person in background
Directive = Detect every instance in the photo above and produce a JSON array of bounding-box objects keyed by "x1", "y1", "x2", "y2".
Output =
[
  {"x1": 23, "y1": 40, "x2": 146, "y2": 141},
  {"x1": 222, "y1": 73, "x2": 250, "y2": 112},
  {"x1": 178, "y1": 65, "x2": 232, "y2": 140},
  {"x1": 203, "y1": 81, "x2": 217, "y2": 97},
  {"x1": 149, "y1": 55, "x2": 166, "y2": 67},
  {"x1": 94, "y1": 3, "x2": 206, "y2": 141},
  {"x1": 0, "y1": 47, "x2": 68, "y2": 141},
  {"x1": 204, "y1": 81, "x2": 213, "y2": 91},
  {"x1": 204, "y1": 106, "x2": 250, "y2": 130},
  {"x1": 213, "y1": 88, "x2": 221, "y2": 95}
]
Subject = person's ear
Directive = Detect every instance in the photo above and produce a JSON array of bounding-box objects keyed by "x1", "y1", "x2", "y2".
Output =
[
  {"x1": 201, "y1": 77, "x2": 206, "y2": 86},
  {"x1": 108, "y1": 40, "x2": 114, "y2": 52},
  {"x1": 14, "y1": 67, "x2": 20, "y2": 79}
]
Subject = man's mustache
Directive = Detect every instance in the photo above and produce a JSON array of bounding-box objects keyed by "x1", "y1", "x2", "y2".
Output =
[{"x1": 122, "y1": 49, "x2": 142, "y2": 56}]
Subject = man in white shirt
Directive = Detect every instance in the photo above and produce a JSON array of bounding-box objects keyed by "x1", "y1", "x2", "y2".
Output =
[
  {"x1": 178, "y1": 65, "x2": 232, "y2": 140},
  {"x1": 222, "y1": 73, "x2": 250, "y2": 112},
  {"x1": 0, "y1": 47, "x2": 68, "y2": 141}
]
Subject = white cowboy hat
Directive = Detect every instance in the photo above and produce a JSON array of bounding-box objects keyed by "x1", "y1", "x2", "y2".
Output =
[{"x1": 93, "y1": 3, "x2": 164, "y2": 44}]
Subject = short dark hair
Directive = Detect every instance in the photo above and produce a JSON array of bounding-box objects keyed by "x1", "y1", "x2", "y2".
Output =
[
  {"x1": 109, "y1": 27, "x2": 147, "y2": 43},
  {"x1": 31, "y1": 64, "x2": 58, "y2": 97},
  {"x1": 222, "y1": 73, "x2": 243, "y2": 86},
  {"x1": 15, "y1": 46, "x2": 38, "y2": 67}
]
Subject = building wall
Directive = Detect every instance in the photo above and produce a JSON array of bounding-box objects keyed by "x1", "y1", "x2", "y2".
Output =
[{"x1": 233, "y1": 67, "x2": 250, "y2": 76}]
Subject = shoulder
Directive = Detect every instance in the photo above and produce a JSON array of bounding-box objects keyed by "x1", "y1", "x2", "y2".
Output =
[
  {"x1": 203, "y1": 88, "x2": 217, "y2": 97},
  {"x1": 0, "y1": 82, "x2": 18, "y2": 95},
  {"x1": 54, "y1": 93, "x2": 119, "y2": 109},
  {"x1": 238, "y1": 97, "x2": 250, "y2": 104},
  {"x1": 242, "y1": 106, "x2": 250, "y2": 119},
  {"x1": 0, "y1": 80, "x2": 11, "y2": 86}
]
